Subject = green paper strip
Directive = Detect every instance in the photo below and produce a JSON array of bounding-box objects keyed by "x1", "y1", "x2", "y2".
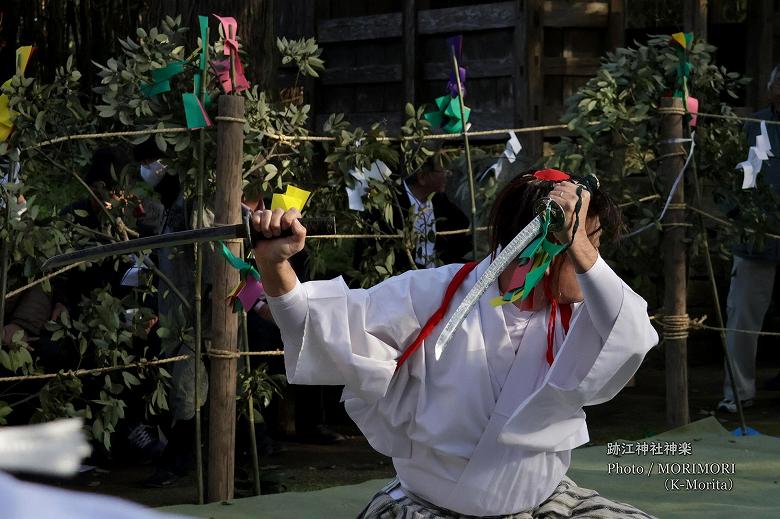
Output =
[
  {"x1": 434, "y1": 95, "x2": 450, "y2": 112},
  {"x1": 444, "y1": 97, "x2": 469, "y2": 121},
  {"x1": 218, "y1": 241, "x2": 260, "y2": 280},
  {"x1": 423, "y1": 111, "x2": 444, "y2": 128},
  {"x1": 443, "y1": 119, "x2": 464, "y2": 134},
  {"x1": 151, "y1": 61, "x2": 185, "y2": 83},
  {"x1": 424, "y1": 94, "x2": 471, "y2": 133},
  {"x1": 491, "y1": 208, "x2": 567, "y2": 307},
  {"x1": 141, "y1": 61, "x2": 185, "y2": 98},
  {"x1": 183, "y1": 92, "x2": 209, "y2": 129},
  {"x1": 199, "y1": 15, "x2": 209, "y2": 72},
  {"x1": 140, "y1": 80, "x2": 171, "y2": 97}
]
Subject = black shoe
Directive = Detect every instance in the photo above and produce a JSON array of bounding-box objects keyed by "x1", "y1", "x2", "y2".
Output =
[
  {"x1": 127, "y1": 424, "x2": 167, "y2": 464},
  {"x1": 143, "y1": 468, "x2": 184, "y2": 488},
  {"x1": 763, "y1": 372, "x2": 780, "y2": 391}
]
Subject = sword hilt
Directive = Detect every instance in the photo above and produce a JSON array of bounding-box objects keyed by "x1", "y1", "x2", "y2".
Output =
[
  {"x1": 249, "y1": 216, "x2": 337, "y2": 246},
  {"x1": 533, "y1": 198, "x2": 565, "y2": 232}
]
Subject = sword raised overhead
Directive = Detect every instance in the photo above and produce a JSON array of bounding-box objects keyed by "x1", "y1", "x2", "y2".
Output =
[{"x1": 42, "y1": 216, "x2": 336, "y2": 271}]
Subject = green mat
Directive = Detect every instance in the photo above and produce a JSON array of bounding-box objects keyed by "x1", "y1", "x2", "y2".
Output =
[{"x1": 161, "y1": 418, "x2": 780, "y2": 518}]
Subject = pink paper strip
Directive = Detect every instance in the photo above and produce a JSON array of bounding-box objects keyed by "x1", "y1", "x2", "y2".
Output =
[
  {"x1": 687, "y1": 96, "x2": 699, "y2": 127},
  {"x1": 213, "y1": 14, "x2": 239, "y2": 55},
  {"x1": 236, "y1": 277, "x2": 264, "y2": 311},
  {"x1": 211, "y1": 58, "x2": 249, "y2": 94}
]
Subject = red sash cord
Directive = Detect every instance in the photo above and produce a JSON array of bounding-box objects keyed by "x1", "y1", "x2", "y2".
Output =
[
  {"x1": 395, "y1": 262, "x2": 478, "y2": 370},
  {"x1": 542, "y1": 277, "x2": 572, "y2": 365},
  {"x1": 396, "y1": 263, "x2": 572, "y2": 370}
]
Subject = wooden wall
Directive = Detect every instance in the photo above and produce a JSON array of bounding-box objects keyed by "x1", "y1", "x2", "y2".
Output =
[
  {"x1": 275, "y1": 0, "x2": 778, "y2": 150},
  {"x1": 276, "y1": 0, "x2": 625, "y2": 156}
]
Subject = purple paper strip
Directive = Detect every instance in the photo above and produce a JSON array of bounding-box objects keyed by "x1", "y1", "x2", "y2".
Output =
[
  {"x1": 446, "y1": 67, "x2": 467, "y2": 97},
  {"x1": 447, "y1": 35, "x2": 463, "y2": 61}
]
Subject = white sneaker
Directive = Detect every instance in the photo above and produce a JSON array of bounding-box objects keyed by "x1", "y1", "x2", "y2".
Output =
[{"x1": 717, "y1": 398, "x2": 754, "y2": 413}]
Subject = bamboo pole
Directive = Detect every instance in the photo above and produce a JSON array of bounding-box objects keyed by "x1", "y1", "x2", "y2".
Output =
[
  {"x1": 207, "y1": 94, "x2": 245, "y2": 502},
  {"x1": 660, "y1": 97, "x2": 690, "y2": 427},
  {"x1": 240, "y1": 303, "x2": 262, "y2": 496},
  {"x1": 193, "y1": 25, "x2": 210, "y2": 506},
  {"x1": 239, "y1": 219, "x2": 262, "y2": 496},
  {"x1": 449, "y1": 51, "x2": 477, "y2": 259}
]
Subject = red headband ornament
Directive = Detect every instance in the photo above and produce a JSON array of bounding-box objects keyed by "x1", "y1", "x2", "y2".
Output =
[{"x1": 533, "y1": 169, "x2": 570, "y2": 182}]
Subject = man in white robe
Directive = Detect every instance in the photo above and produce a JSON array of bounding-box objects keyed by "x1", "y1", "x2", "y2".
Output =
[{"x1": 251, "y1": 172, "x2": 659, "y2": 518}]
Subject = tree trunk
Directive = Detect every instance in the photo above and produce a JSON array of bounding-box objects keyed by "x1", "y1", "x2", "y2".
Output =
[
  {"x1": 207, "y1": 94, "x2": 245, "y2": 502},
  {"x1": 660, "y1": 97, "x2": 690, "y2": 428}
]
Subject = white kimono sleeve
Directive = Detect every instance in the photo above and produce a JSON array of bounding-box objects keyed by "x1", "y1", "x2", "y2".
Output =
[
  {"x1": 500, "y1": 256, "x2": 658, "y2": 451},
  {"x1": 268, "y1": 272, "x2": 432, "y2": 403}
]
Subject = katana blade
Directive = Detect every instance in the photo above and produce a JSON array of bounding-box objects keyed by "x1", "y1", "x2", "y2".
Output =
[
  {"x1": 433, "y1": 194, "x2": 569, "y2": 360},
  {"x1": 42, "y1": 216, "x2": 336, "y2": 271},
  {"x1": 434, "y1": 215, "x2": 544, "y2": 360}
]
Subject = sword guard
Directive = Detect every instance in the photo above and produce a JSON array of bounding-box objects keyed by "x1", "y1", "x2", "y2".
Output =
[{"x1": 534, "y1": 198, "x2": 565, "y2": 232}]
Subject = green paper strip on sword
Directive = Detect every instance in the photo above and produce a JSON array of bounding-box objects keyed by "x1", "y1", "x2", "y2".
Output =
[
  {"x1": 218, "y1": 241, "x2": 260, "y2": 280},
  {"x1": 490, "y1": 206, "x2": 567, "y2": 307}
]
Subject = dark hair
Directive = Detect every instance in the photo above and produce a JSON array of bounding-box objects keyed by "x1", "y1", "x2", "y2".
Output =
[
  {"x1": 488, "y1": 171, "x2": 623, "y2": 253},
  {"x1": 85, "y1": 147, "x2": 127, "y2": 189},
  {"x1": 407, "y1": 142, "x2": 446, "y2": 185},
  {"x1": 132, "y1": 138, "x2": 164, "y2": 163}
]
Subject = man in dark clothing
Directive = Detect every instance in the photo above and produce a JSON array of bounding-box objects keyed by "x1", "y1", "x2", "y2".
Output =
[
  {"x1": 720, "y1": 65, "x2": 780, "y2": 412},
  {"x1": 353, "y1": 149, "x2": 471, "y2": 274},
  {"x1": 399, "y1": 152, "x2": 471, "y2": 267},
  {"x1": 129, "y1": 139, "x2": 209, "y2": 487}
]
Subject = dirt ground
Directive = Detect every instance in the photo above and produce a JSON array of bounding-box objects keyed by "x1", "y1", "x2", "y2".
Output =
[{"x1": 20, "y1": 354, "x2": 780, "y2": 509}]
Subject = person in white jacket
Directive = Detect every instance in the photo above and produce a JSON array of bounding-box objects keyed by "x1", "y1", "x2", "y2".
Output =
[{"x1": 251, "y1": 170, "x2": 659, "y2": 519}]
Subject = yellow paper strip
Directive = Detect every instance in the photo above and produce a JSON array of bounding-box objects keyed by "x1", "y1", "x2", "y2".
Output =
[
  {"x1": 16, "y1": 46, "x2": 33, "y2": 77},
  {"x1": 270, "y1": 185, "x2": 311, "y2": 211}
]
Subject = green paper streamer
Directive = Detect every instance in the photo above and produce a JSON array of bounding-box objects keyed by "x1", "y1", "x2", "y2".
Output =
[
  {"x1": 670, "y1": 32, "x2": 694, "y2": 125},
  {"x1": 423, "y1": 94, "x2": 471, "y2": 134},
  {"x1": 141, "y1": 61, "x2": 185, "y2": 98},
  {"x1": 423, "y1": 111, "x2": 444, "y2": 128},
  {"x1": 198, "y1": 16, "x2": 209, "y2": 72},
  {"x1": 151, "y1": 61, "x2": 185, "y2": 83},
  {"x1": 140, "y1": 80, "x2": 171, "y2": 97},
  {"x1": 218, "y1": 241, "x2": 260, "y2": 280},
  {"x1": 183, "y1": 92, "x2": 210, "y2": 129},
  {"x1": 491, "y1": 207, "x2": 567, "y2": 307}
]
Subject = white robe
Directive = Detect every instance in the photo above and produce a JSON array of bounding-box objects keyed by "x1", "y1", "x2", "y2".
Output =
[{"x1": 268, "y1": 255, "x2": 658, "y2": 516}]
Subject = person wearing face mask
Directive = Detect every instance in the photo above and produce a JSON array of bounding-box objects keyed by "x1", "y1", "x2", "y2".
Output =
[{"x1": 130, "y1": 139, "x2": 210, "y2": 487}]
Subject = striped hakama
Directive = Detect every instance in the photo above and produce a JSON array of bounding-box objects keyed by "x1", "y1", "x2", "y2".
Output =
[{"x1": 359, "y1": 477, "x2": 657, "y2": 519}]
